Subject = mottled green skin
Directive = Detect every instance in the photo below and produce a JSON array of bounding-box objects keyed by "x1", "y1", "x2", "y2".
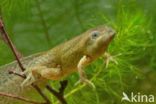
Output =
[
  {"x1": 36, "y1": 26, "x2": 115, "y2": 80},
  {"x1": 0, "y1": 25, "x2": 115, "y2": 104}
]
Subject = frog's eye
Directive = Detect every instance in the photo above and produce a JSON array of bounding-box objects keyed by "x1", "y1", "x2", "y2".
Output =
[{"x1": 91, "y1": 31, "x2": 100, "y2": 39}]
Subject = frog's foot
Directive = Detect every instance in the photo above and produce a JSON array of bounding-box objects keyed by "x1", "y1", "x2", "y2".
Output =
[
  {"x1": 76, "y1": 55, "x2": 95, "y2": 89},
  {"x1": 75, "y1": 77, "x2": 95, "y2": 89},
  {"x1": 103, "y1": 52, "x2": 121, "y2": 68},
  {"x1": 20, "y1": 71, "x2": 36, "y2": 87}
]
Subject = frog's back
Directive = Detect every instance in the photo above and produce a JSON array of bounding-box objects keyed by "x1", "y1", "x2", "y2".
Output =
[
  {"x1": 39, "y1": 34, "x2": 85, "y2": 77},
  {"x1": 49, "y1": 35, "x2": 84, "y2": 66}
]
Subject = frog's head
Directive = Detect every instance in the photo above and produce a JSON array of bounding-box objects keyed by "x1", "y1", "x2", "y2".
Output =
[{"x1": 83, "y1": 25, "x2": 116, "y2": 58}]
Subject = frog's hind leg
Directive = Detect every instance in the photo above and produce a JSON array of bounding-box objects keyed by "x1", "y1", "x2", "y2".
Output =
[
  {"x1": 21, "y1": 65, "x2": 62, "y2": 87},
  {"x1": 40, "y1": 65, "x2": 62, "y2": 80}
]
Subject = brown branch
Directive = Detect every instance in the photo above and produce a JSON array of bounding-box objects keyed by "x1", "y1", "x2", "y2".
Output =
[
  {"x1": 46, "y1": 80, "x2": 68, "y2": 104},
  {"x1": 0, "y1": 92, "x2": 46, "y2": 104},
  {"x1": 8, "y1": 70, "x2": 26, "y2": 78},
  {"x1": 9, "y1": 70, "x2": 68, "y2": 104},
  {"x1": 0, "y1": 9, "x2": 22, "y2": 57},
  {"x1": 8, "y1": 70, "x2": 51, "y2": 104},
  {"x1": 32, "y1": 84, "x2": 51, "y2": 104},
  {"x1": 58, "y1": 80, "x2": 68, "y2": 96},
  {"x1": 0, "y1": 16, "x2": 68, "y2": 104},
  {"x1": 0, "y1": 17, "x2": 51, "y2": 104},
  {"x1": 0, "y1": 17, "x2": 24, "y2": 71}
]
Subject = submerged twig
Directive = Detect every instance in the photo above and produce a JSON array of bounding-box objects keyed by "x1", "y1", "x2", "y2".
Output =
[
  {"x1": 59, "y1": 80, "x2": 68, "y2": 96},
  {"x1": 32, "y1": 84, "x2": 51, "y2": 104},
  {"x1": 9, "y1": 69, "x2": 68, "y2": 104},
  {"x1": 0, "y1": 92, "x2": 46, "y2": 104},
  {"x1": 0, "y1": 17, "x2": 24, "y2": 70},
  {"x1": 46, "y1": 80, "x2": 68, "y2": 104},
  {"x1": 0, "y1": 17, "x2": 51, "y2": 104},
  {"x1": 8, "y1": 70, "x2": 67, "y2": 104},
  {"x1": 8, "y1": 70, "x2": 51, "y2": 104},
  {"x1": 0, "y1": 16, "x2": 68, "y2": 104},
  {"x1": 8, "y1": 70, "x2": 26, "y2": 78}
]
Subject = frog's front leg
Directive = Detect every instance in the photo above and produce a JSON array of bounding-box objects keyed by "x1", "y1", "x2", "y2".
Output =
[
  {"x1": 75, "y1": 55, "x2": 95, "y2": 88},
  {"x1": 21, "y1": 65, "x2": 61, "y2": 87},
  {"x1": 103, "y1": 52, "x2": 120, "y2": 68}
]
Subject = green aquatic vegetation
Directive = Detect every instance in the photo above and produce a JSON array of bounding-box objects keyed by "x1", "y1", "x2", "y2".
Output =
[{"x1": 0, "y1": 0, "x2": 155, "y2": 104}]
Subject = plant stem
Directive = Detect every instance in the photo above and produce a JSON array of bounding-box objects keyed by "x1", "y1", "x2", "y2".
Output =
[
  {"x1": 46, "y1": 81, "x2": 67, "y2": 104},
  {"x1": 0, "y1": 92, "x2": 46, "y2": 104},
  {"x1": 0, "y1": 16, "x2": 67, "y2": 104},
  {"x1": 35, "y1": 0, "x2": 51, "y2": 45},
  {"x1": 0, "y1": 17, "x2": 51, "y2": 104},
  {"x1": 0, "y1": 18, "x2": 24, "y2": 71}
]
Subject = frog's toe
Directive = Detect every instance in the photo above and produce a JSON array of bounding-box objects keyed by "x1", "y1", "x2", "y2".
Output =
[
  {"x1": 83, "y1": 79, "x2": 95, "y2": 89},
  {"x1": 21, "y1": 73, "x2": 35, "y2": 87},
  {"x1": 75, "y1": 78, "x2": 95, "y2": 89},
  {"x1": 104, "y1": 53, "x2": 121, "y2": 68},
  {"x1": 105, "y1": 56, "x2": 118, "y2": 68}
]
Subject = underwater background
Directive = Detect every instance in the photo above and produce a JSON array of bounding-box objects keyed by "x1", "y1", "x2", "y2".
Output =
[{"x1": 0, "y1": 0, "x2": 156, "y2": 104}]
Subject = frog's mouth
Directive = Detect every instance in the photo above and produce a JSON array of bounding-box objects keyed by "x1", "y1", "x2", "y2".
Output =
[
  {"x1": 105, "y1": 29, "x2": 116, "y2": 44},
  {"x1": 109, "y1": 31, "x2": 116, "y2": 40}
]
